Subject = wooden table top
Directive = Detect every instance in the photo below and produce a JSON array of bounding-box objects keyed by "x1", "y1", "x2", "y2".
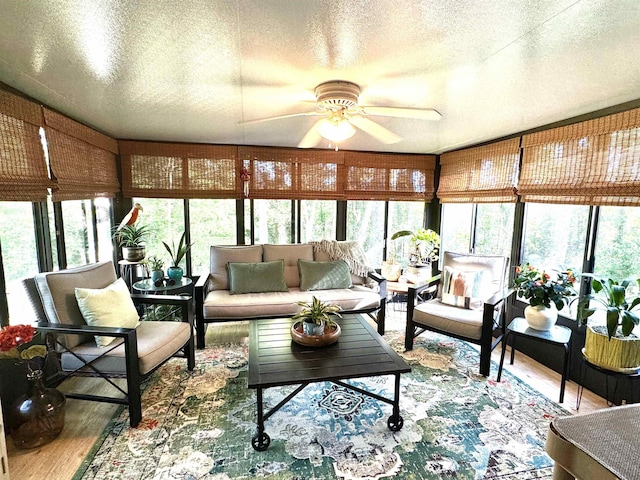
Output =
[{"x1": 248, "y1": 313, "x2": 411, "y2": 389}]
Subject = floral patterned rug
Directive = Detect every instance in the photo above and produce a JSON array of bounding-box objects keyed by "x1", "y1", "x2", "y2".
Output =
[{"x1": 73, "y1": 331, "x2": 566, "y2": 480}]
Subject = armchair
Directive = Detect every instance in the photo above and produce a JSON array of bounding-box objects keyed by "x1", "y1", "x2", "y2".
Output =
[
  {"x1": 405, "y1": 251, "x2": 513, "y2": 377},
  {"x1": 26, "y1": 261, "x2": 195, "y2": 427}
]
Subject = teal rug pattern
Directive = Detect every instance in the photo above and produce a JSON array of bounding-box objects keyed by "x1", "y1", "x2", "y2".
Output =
[{"x1": 73, "y1": 332, "x2": 565, "y2": 479}]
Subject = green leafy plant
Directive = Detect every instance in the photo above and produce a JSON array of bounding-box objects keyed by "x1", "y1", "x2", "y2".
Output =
[
  {"x1": 512, "y1": 263, "x2": 577, "y2": 309},
  {"x1": 162, "y1": 232, "x2": 194, "y2": 267},
  {"x1": 576, "y1": 275, "x2": 640, "y2": 339},
  {"x1": 391, "y1": 228, "x2": 440, "y2": 262},
  {"x1": 292, "y1": 296, "x2": 342, "y2": 326},
  {"x1": 144, "y1": 255, "x2": 164, "y2": 271},
  {"x1": 112, "y1": 224, "x2": 151, "y2": 248}
]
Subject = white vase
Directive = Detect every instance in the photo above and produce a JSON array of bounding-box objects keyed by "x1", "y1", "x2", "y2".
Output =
[{"x1": 524, "y1": 304, "x2": 558, "y2": 331}]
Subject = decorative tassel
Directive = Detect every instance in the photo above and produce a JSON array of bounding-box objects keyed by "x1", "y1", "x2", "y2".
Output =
[{"x1": 240, "y1": 167, "x2": 250, "y2": 197}]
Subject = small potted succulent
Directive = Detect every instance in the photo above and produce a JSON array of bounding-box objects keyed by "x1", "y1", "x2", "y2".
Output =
[
  {"x1": 291, "y1": 297, "x2": 342, "y2": 346},
  {"x1": 576, "y1": 275, "x2": 640, "y2": 371},
  {"x1": 144, "y1": 255, "x2": 164, "y2": 283},
  {"x1": 162, "y1": 231, "x2": 193, "y2": 282}
]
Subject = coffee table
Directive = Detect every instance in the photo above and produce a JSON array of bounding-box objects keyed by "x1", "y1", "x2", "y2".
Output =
[{"x1": 247, "y1": 313, "x2": 411, "y2": 451}]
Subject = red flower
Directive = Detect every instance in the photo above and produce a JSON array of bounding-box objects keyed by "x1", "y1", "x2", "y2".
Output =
[{"x1": 0, "y1": 325, "x2": 35, "y2": 352}]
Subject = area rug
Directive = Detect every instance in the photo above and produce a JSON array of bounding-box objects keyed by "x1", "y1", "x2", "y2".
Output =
[{"x1": 73, "y1": 331, "x2": 566, "y2": 480}]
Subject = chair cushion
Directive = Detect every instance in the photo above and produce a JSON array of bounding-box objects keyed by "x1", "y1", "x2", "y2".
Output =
[
  {"x1": 298, "y1": 259, "x2": 352, "y2": 291},
  {"x1": 209, "y1": 245, "x2": 263, "y2": 290},
  {"x1": 441, "y1": 267, "x2": 485, "y2": 309},
  {"x1": 413, "y1": 299, "x2": 484, "y2": 340},
  {"x1": 75, "y1": 277, "x2": 140, "y2": 347},
  {"x1": 227, "y1": 260, "x2": 288, "y2": 294},
  {"x1": 263, "y1": 243, "x2": 314, "y2": 288},
  {"x1": 60, "y1": 321, "x2": 192, "y2": 375}
]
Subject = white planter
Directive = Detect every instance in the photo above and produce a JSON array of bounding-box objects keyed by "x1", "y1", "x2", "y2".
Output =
[
  {"x1": 524, "y1": 304, "x2": 558, "y2": 331},
  {"x1": 584, "y1": 325, "x2": 640, "y2": 372}
]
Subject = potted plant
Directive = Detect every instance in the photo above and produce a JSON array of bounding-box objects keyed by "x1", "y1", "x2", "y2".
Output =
[
  {"x1": 391, "y1": 228, "x2": 440, "y2": 266},
  {"x1": 576, "y1": 275, "x2": 640, "y2": 371},
  {"x1": 143, "y1": 255, "x2": 164, "y2": 283},
  {"x1": 113, "y1": 224, "x2": 151, "y2": 262},
  {"x1": 290, "y1": 296, "x2": 342, "y2": 346},
  {"x1": 512, "y1": 263, "x2": 577, "y2": 331},
  {"x1": 162, "y1": 231, "x2": 193, "y2": 282}
]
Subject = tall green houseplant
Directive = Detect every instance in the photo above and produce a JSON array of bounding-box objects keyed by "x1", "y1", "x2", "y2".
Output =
[{"x1": 577, "y1": 275, "x2": 640, "y2": 371}]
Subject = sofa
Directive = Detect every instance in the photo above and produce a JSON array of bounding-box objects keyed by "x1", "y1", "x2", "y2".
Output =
[{"x1": 194, "y1": 242, "x2": 386, "y2": 349}]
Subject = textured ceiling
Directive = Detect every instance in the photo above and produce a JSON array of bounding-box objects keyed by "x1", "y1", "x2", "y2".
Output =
[{"x1": 1, "y1": 0, "x2": 639, "y2": 154}]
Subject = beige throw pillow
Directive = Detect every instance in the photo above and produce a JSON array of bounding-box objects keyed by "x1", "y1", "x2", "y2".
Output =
[{"x1": 75, "y1": 277, "x2": 140, "y2": 347}]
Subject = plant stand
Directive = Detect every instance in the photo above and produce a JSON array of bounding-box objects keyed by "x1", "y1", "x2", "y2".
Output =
[{"x1": 576, "y1": 353, "x2": 640, "y2": 409}]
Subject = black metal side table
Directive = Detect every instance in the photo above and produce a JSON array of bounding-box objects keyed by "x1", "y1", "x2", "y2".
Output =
[
  {"x1": 497, "y1": 316, "x2": 572, "y2": 403},
  {"x1": 576, "y1": 354, "x2": 640, "y2": 410}
]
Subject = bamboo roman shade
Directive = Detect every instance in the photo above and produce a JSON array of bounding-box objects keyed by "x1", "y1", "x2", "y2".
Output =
[
  {"x1": 0, "y1": 90, "x2": 53, "y2": 201},
  {"x1": 43, "y1": 108, "x2": 120, "y2": 201},
  {"x1": 343, "y1": 152, "x2": 436, "y2": 201},
  {"x1": 519, "y1": 108, "x2": 640, "y2": 206},
  {"x1": 238, "y1": 146, "x2": 344, "y2": 200},
  {"x1": 119, "y1": 141, "x2": 239, "y2": 198},
  {"x1": 438, "y1": 138, "x2": 520, "y2": 203}
]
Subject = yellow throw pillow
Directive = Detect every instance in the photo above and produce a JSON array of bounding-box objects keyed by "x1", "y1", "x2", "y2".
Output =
[{"x1": 75, "y1": 277, "x2": 140, "y2": 347}]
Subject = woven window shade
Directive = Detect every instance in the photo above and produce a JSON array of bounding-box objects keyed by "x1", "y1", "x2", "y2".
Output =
[
  {"x1": 520, "y1": 108, "x2": 640, "y2": 206},
  {"x1": 0, "y1": 90, "x2": 53, "y2": 201},
  {"x1": 120, "y1": 141, "x2": 239, "y2": 199},
  {"x1": 343, "y1": 152, "x2": 436, "y2": 201},
  {"x1": 43, "y1": 108, "x2": 119, "y2": 202},
  {"x1": 438, "y1": 138, "x2": 520, "y2": 203},
  {"x1": 238, "y1": 146, "x2": 344, "y2": 200}
]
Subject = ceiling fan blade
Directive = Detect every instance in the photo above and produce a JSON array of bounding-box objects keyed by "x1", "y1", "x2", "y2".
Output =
[
  {"x1": 359, "y1": 106, "x2": 442, "y2": 121},
  {"x1": 240, "y1": 111, "x2": 322, "y2": 126},
  {"x1": 297, "y1": 120, "x2": 324, "y2": 148},
  {"x1": 349, "y1": 116, "x2": 402, "y2": 144}
]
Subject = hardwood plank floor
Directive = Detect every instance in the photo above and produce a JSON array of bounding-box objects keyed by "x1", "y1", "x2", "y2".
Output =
[{"x1": 7, "y1": 308, "x2": 608, "y2": 480}]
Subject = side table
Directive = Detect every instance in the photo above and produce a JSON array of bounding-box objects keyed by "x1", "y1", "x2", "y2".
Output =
[
  {"x1": 133, "y1": 277, "x2": 193, "y2": 294},
  {"x1": 576, "y1": 354, "x2": 640, "y2": 409},
  {"x1": 497, "y1": 317, "x2": 572, "y2": 403}
]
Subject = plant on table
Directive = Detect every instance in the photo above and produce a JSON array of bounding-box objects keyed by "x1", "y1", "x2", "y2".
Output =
[
  {"x1": 512, "y1": 263, "x2": 577, "y2": 309},
  {"x1": 163, "y1": 231, "x2": 194, "y2": 281},
  {"x1": 391, "y1": 228, "x2": 440, "y2": 264},
  {"x1": 292, "y1": 296, "x2": 342, "y2": 335}
]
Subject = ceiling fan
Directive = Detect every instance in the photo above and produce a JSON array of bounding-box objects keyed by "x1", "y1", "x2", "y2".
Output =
[{"x1": 241, "y1": 80, "x2": 441, "y2": 148}]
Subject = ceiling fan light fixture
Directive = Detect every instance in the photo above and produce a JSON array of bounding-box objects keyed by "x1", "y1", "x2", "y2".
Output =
[{"x1": 316, "y1": 115, "x2": 356, "y2": 143}]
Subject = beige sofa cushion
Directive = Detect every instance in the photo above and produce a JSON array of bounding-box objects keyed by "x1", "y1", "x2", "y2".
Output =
[
  {"x1": 209, "y1": 245, "x2": 263, "y2": 290},
  {"x1": 263, "y1": 243, "x2": 313, "y2": 288},
  {"x1": 203, "y1": 286, "x2": 379, "y2": 320}
]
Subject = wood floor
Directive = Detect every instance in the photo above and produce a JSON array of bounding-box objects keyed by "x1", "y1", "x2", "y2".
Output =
[{"x1": 7, "y1": 309, "x2": 609, "y2": 480}]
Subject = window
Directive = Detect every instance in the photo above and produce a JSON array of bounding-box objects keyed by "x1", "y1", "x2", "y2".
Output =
[
  {"x1": 61, "y1": 199, "x2": 113, "y2": 268},
  {"x1": 440, "y1": 203, "x2": 473, "y2": 255},
  {"x1": 474, "y1": 203, "x2": 515, "y2": 257},
  {"x1": 300, "y1": 200, "x2": 336, "y2": 242},
  {"x1": 387, "y1": 201, "x2": 425, "y2": 264},
  {"x1": 0, "y1": 202, "x2": 39, "y2": 324},
  {"x1": 347, "y1": 201, "x2": 385, "y2": 266},
  {"x1": 521, "y1": 203, "x2": 589, "y2": 274},
  {"x1": 253, "y1": 199, "x2": 292, "y2": 244},
  {"x1": 189, "y1": 199, "x2": 237, "y2": 273},
  {"x1": 593, "y1": 206, "x2": 640, "y2": 280}
]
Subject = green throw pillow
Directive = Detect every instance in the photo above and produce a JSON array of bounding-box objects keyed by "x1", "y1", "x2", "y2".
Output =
[
  {"x1": 227, "y1": 260, "x2": 289, "y2": 294},
  {"x1": 298, "y1": 259, "x2": 352, "y2": 291}
]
